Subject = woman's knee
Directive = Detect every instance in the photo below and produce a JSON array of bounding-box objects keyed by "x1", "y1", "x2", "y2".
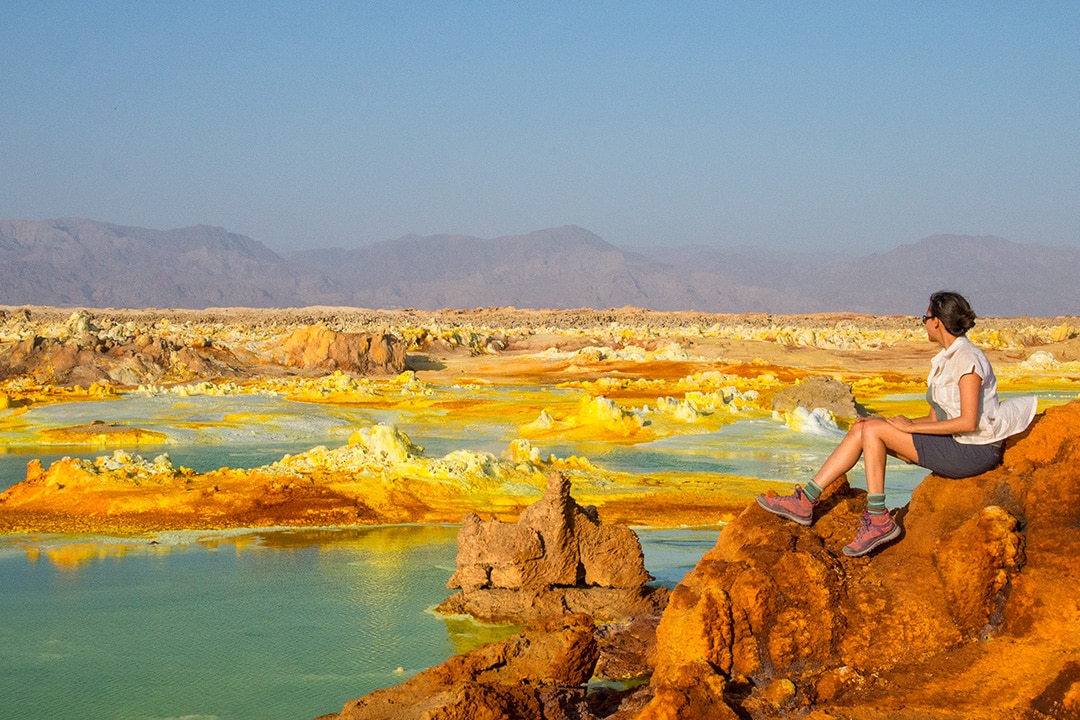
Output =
[
  {"x1": 858, "y1": 418, "x2": 892, "y2": 445},
  {"x1": 846, "y1": 419, "x2": 877, "y2": 441},
  {"x1": 861, "y1": 419, "x2": 917, "y2": 459}
]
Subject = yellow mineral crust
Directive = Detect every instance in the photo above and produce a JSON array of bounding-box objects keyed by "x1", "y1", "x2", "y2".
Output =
[
  {"x1": 0, "y1": 421, "x2": 772, "y2": 533},
  {"x1": 0, "y1": 380, "x2": 119, "y2": 408},
  {"x1": 520, "y1": 395, "x2": 647, "y2": 441}
]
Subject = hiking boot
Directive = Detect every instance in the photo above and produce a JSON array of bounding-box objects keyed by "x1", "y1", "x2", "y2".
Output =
[
  {"x1": 755, "y1": 486, "x2": 816, "y2": 526},
  {"x1": 842, "y1": 511, "x2": 902, "y2": 557}
]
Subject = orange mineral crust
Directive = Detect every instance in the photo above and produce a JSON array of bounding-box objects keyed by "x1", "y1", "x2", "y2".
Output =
[
  {"x1": 0, "y1": 436, "x2": 772, "y2": 534},
  {"x1": 632, "y1": 399, "x2": 1080, "y2": 720}
]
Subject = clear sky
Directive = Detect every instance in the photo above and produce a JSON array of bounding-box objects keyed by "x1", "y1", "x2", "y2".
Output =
[{"x1": 2, "y1": 2, "x2": 1078, "y2": 254}]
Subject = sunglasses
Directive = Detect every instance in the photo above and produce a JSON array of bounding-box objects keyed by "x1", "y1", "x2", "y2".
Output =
[{"x1": 920, "y1": 314, "x2": 934, "y2": 323}]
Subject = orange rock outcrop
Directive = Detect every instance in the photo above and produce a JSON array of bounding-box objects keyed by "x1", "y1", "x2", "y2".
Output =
[{"x1": 639, "y1": 400, "x2": 1080, "y2": 719}]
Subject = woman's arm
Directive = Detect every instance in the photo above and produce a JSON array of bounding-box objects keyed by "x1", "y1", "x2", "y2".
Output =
[
  {"x1": 908, "y1": 411, "x2": 938, "y2": 425},
  {"x1": 887, "y1": 372, "x2": 981, "y2": 435}
]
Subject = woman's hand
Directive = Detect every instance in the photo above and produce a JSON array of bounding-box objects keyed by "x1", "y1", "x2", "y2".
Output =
[{"x1": 886, "y1": 415, "x2": 915, "y2": 432}]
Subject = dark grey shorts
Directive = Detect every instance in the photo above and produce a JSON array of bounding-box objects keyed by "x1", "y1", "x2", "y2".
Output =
[{"x1": 911, "y1": 434, "x2": 1004, "y2": 479}]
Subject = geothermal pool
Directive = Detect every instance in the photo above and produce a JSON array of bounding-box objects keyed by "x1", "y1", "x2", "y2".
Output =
[{"x1": 0, "y1": 525, "x2": 716, "y2": 720}]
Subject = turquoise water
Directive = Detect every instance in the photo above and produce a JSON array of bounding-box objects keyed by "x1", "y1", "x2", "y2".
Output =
[{"x1": 0, "y1": 525, "x2": 717, "y2": 720}]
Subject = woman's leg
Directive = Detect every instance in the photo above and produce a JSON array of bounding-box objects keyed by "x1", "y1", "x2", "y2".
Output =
[
  {"x1": 811, "y1": 420, "x2": 873, "y2": 490},
  {"x1": 811, "y1": 419, "x2": 919, "y2": 494},
  {"x1": 858, "y1": 420, "x2": 918, "y2": 495},
  {"x1": 758, "y1": 417, "x2": 919, "y2": 532},
  {"x1": 840, "y1": 421, "x2": 916, "y2": 556}
]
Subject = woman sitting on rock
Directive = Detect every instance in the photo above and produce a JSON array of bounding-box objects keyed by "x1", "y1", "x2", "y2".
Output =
[{"x1": 757, "y1": 290, "x2": 1037, "y2": 557}]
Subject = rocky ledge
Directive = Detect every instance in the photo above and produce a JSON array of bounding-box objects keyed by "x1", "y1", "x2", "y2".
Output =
[
  {"x1": 639, "y1": 399, "x2": 1080, "y2": 720},
  {"x1": 322, "y1": 400, "x2": 1080, "y2": 720}
]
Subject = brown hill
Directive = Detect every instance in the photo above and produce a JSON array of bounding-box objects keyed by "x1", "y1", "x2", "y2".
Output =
[
  {"x1": 641, "y1": 234, "x2": 1080, "y2": 316},
  {"x1": 0, "y1": 218, "x2": 334, "y2": 308}
]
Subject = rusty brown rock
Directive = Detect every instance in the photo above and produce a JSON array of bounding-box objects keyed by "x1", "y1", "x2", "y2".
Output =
[
  {"x1": 276, "y1": 324, "x2": 405, "y2": 375},
  {"x1": 439, "y1": 471, "x2": 668, "y2": 624},
  {"x1": 516, "y1": 470, "x2": 582, "y2": 587},
  {"x1": 771, "y1": 375, "x2": 865, "y2": 420},
  {"x1": 448, "y1": 513, "x2": 544, "y2": 590},
  {"x1": 932, "y1": 504, "x2": 1024, "y2": 638},
  {"x1": 578, "y1": 515, "x2": 653, "y2": 589},
  {"x1": 594, "y1": 616, "x2": 661, "y2": 681},
  {"x1": 326, "y1": 614, "x2": 599, "y2": 720},
  {"x1": 636, "y1": 660, "x2": 739, "y2": 720}
]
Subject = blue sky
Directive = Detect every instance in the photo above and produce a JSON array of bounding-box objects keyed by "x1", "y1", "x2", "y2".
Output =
[{"x1": 2, "y1": 2, "x2": 1078, "y2": 253}]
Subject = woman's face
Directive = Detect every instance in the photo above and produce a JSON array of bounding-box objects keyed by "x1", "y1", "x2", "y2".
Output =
[{"x1": 923, "y1": 305, "x2": 941, "y2": 342}]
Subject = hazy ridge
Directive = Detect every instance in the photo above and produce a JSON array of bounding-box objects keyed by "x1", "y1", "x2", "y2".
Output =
[{"x1": 1, "y1": 218, "x2": 1076, "y2": 317}]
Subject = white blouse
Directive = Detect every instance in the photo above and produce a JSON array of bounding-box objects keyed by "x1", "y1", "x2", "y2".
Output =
[{"x1": 926, "y1": 336, "x2": 1037, "y2": 445}]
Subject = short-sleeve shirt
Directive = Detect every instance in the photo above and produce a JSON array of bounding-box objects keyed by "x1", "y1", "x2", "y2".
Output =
[{"x1": 926, "y1": 336, "x2": 1037, "y2": 445}]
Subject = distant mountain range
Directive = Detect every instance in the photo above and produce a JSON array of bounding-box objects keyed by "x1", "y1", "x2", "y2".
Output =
[{"x1": 1, "y1": 218, "x2": 1076, "y2": 317}]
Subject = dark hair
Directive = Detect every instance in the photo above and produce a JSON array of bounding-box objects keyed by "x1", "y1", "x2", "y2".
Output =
[{"x1": 928, "y1": 290, "x2": 976, "y2": 336}]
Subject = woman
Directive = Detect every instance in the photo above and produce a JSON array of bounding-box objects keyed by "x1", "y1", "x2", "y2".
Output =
[{"x1": 757, "y1": 291, "x2": 1037, "y2": 557}]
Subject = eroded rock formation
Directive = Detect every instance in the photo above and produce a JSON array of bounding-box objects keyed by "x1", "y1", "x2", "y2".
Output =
[
  {"x1": 274, "y1": 324, "x2": 406, "y2": 374},
  {"x1": 0, "y1": 316, "x2": 248, "y2": 386},
  {"x1": 437, "y1": 471, "x2": 669, "y2": 624}
]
